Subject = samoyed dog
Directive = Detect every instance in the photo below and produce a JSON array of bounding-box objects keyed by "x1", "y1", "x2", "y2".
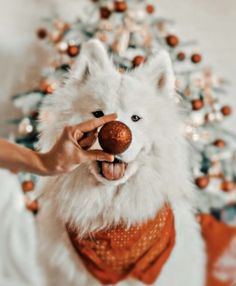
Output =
[{"x1": 37, "y1": 39, "x2": 206, "y2": 286}]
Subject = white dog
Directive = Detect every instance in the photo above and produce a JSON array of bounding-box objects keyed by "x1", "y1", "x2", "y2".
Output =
[{"x1": 37, "y1": 39, "x2": 207, "y2": 286}]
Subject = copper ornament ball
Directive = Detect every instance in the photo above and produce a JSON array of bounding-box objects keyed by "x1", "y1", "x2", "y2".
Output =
[
  {"x1": 98, "y1": 121, "x2": 132, "y2": 155},
  {"x1": 132, "y1": 55, "x2": 145, "y2": 67},
  {"x1": 220, "y1": 180, "x2": 235, "y2": 192},
  {"x1": 67, "y1": 45, "x2": 80, "y2": 57},
  {"x1": 22, "y1": 180, "x2": 34, "y2": 192},
  {"x1": 191, "y1": 99, "x2": 204, "y2": 111},
  {"x1": 114, "y1": 1, "x2": 128, "y2": 12},
  {"x1": 195, "y1": 176, "x2": 209, "y2": 189},
  {"x1": 221, "y1": 105, "x2": 232, "y2": 116},
  {"x1": 213, "y1": 139, "x2": 226, "y2": 148},
  {"x1": 26, "y1": 199, "x2": 39, "y2": 214},
  {"x1": 191, "y1": 53, "x2": 202, "y2": 64},
  {"x1": 37, "y1": 28, "x2": 47, "y2": 39},
  {"x1": 177, "y1": 52, "x2": 186, "y2": 61},
  {"x1": 165, "y1": 35, "x2": 179, "y2": 48},
  {"x1": 146, "y1": 4, "x2": 155, "y2": 14},
  {"x1": 100, "y1": 6, "x2": 112, "y2": 19}
]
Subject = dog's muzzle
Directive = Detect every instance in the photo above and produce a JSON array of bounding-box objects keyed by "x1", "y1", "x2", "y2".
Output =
[{"x1": 97, "y1": 158, "x2": 128, "y2": 181}]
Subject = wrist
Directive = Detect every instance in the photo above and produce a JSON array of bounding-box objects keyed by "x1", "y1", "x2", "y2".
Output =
[{"x1": 37, "y1": 151, "x2": 58, "y2": 176}]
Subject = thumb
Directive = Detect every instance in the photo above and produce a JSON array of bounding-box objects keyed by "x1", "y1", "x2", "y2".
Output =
[{"x1": 82, "y1": 150, "x2": 114, "y2": 162}]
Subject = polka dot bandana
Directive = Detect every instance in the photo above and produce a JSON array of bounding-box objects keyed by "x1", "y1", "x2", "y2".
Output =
[{"x1": 66, "y1": 205, "x2": 175, "y2": 284}]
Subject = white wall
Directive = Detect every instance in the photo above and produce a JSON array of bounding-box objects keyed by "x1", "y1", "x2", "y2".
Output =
[{"x1": 0, "y1": 0, "x2": 235, "y2": 136}]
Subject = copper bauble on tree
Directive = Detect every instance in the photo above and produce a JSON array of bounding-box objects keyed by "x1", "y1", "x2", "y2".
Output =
[
  {"x1": 177, "y1": 52, "x2": 186, "y2": 61},
  {"x1": 195, "y1": 176, "x2": 209, "y2": 189},
  {"x1": 146, "y1": 4, "x2": 155, "y2": 14},
  {"x1": 22, "y1": 180, "x2": 34, "y2": 192},
  {"x1": 26, "y1": 199, "x2": 39, "y2": 214},
  {"x1": 165, "y1": 35, "x2": 179, "y2": 48},
  {"x1": 98, "y1": 121, "x2": 132, "y2": 155},
  {"x1": 67, "y1": 45, "x2": 80, "y2": 57},
  {"x1": 100, "y1": 6, "x2": 112, "y2": 19},
  {"x1": 132, "y1": 55, "x2": 145, "y2": 67},
  {"x1": 191, "y1": 99, "x2": 204, "y2": 111},
  {"x1": 220, "y1": 180, "x2": 235, "y2": 192},
  {"x1": 37, "y1": 28, "x2": 47, "y2": 39},
  {"x1": 213, "y1": 139, "x2": 226, "y2": 148},
  {"x1": 114, "y1": 0, "x2": 127, "y2": 12},
  {"x1": 191, "y1": 53, "x2": 202, "y2": 64},
  {"x1": 221, "y1": 105, "x2": 232, "y2": 116}
]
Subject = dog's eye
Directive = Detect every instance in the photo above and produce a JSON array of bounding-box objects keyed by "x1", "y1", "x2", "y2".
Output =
[
  {"x1": 131, "y1": 115, "x2": 142, "y2": 122},
  {"x1": 92, "y1": 110, "x2": 104, "y2": 118}
]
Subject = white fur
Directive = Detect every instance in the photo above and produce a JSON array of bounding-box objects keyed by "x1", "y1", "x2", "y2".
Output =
[{"x1": 37, "y1": 40, "x2": 206, "y2": 286}]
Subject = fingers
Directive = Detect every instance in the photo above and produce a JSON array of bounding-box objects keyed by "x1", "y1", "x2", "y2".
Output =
[
  {"x1": 78, "y1": 129, "x2": 98, "y2": 150},
  {"x1": 74, "y1": 113, "x2": 117, "y2": 133},
  {"x1": 82, "y1": 150, "x2": 114, "y2": 162}
]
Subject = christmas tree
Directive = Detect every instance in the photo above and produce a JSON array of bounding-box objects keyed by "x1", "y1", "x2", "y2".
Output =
[{"x1": 9, "y1": 0, "x2": 236, "y2": 221}]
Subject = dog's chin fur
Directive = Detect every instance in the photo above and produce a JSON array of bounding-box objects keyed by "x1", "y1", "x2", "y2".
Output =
[
  {"x1": 40, "y1": 159, "x2": 166, "y2": 237},
  {"x1": 37, "y1": 40, "x2": 206, "y2": 286}
]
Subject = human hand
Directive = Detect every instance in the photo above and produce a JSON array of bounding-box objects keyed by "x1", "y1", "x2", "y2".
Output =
[{"x1": 41, "y1": 113, "x2": 117, "y2": 175}]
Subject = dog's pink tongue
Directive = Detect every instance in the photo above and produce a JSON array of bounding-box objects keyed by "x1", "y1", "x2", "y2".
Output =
[{"x1": 101, "y1": 161, "x2": 125, "y2": 181}]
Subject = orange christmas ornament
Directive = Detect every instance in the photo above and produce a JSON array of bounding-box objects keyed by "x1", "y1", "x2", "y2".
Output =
[
  {"x1": 67, "y1": 45, "x2": 80, "y2": 57},
  {"x1": 132, "y1": 55, "x2": 145, "y2": 67},
  {"x1": 213, "y1": 139, "x2": 226, "y2": 148},
  {"x1": 22, "y1": 180, "x2": 34, "y2": 192},
  {"x1": 26, "y1": 199, "x2": 39, "y2": 214},
  {"x1": 165, "y1": 35, "x2": 179, "y2": 48},
  {"x1": 191, "y1": 99, "x2": 204, "y2": 111},
  {"x1": 220, "y1": 180, "x2": 235, "y2": 192},
  {"x1": 191, "y1": 53, "x2": 202, "y2": 64},
  {"x1": 98, "y1": 121, "x2": 132, "y2": 155},
  {"x1": 114, "y1": 1, "x2": 127, "y2": 12},
  {"x1": 37, "y1": 28, "x2": 47, "y2": 39},
  {"x1": 195, "y1": 176, "x2": 209, "y2": 189},
  {"x1": 100, "y1": 6, "x2": 112, "y2": 19},
  {"x1": 146, "y1": 4, "x2": 155, "y2": 14},
  {"x1": 221, "y1": 105, "x2": 232, "y2": 116}
]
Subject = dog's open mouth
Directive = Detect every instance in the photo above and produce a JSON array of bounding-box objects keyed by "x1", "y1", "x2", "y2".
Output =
[{"x1": 97, "y1": 158, "x2": 128, "y2": 181}]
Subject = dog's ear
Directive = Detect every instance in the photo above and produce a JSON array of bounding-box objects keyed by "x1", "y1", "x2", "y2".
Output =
[
  {"x1": 72, "y1": 39, "x2": 112, "y2": 82},
  {"x1": 135, "y1": 50, "x2": 175, "y2": 97}
]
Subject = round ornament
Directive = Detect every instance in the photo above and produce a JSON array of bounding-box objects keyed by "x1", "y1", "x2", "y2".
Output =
[
  {"x1": 146, "y1": 4, "x2": 155, "y2": 14},
  {"x1": 98, "y1": 121, "x2": 132, "y2": 155},
  {"x1": 195, "y1": 176, "x2": 209, "y2": 189},
  {"x1": 114, "y1": 1, "x2": 127, "y2": 12},
  {"x1": 22, "y1": 180, "x2": 34, "y2": 192},
  {"x1": 220, "y1": 180, "x2": 235, "y2": 192},
  {"x1": 26, "y1": 199, "x2": 38, "y2": 214},
  {"x1": 165, "y1": 35, "x2": 179, "y2": 48},
  {"x1": 37, "y1": 28, "x2": 47, "y2": 39},
  {"x1": 213, "y1": 139, "x2": 226, "y2": 148},
  {"x1": 191, "y1": 99, "x2": 204, "y2": 111},
  {"x1": 132, "y1": 55, "x2": 145, "y2": 67},
  {"x1": 221, "y1": 105, "x2": 232, "y2": 116},
  {"x1": 100, "y1": 6, "x2": 112, "y2": 19},
  {"x1": 67, "y1": 45, "x2": 80, "y2": 57},
  {"x1": 177, "y1": 52, "x2": 185, "y2": 61},
  {"x1": 191, "y1": 53, "x2": 202, "y2": 64}
]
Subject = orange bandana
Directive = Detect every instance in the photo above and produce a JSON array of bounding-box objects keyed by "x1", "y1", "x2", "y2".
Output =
[
  {"x1": 66, "y1": 205, "x2": 175, "y2": 285},
  {"x1": 67, "y1": 209, "x2": 236, "y2": 286}
]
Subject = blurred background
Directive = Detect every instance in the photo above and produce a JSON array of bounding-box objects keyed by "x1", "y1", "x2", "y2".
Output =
[{"x1": 0, "y1": 0, "x2": 235, "y2": 137}]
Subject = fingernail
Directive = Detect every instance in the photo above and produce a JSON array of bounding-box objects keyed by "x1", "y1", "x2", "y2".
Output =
[{"x1": 109, "y1": 155, "x2": 114, "y2": 162}]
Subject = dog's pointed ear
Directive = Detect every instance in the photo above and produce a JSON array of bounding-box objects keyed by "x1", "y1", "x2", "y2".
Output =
[
  {"x1": 135, "y1": 50, "x2": 175, "y2": 96},
  {"x1": 72, "y1": 40, "x2": 112, "y2": 82}
]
